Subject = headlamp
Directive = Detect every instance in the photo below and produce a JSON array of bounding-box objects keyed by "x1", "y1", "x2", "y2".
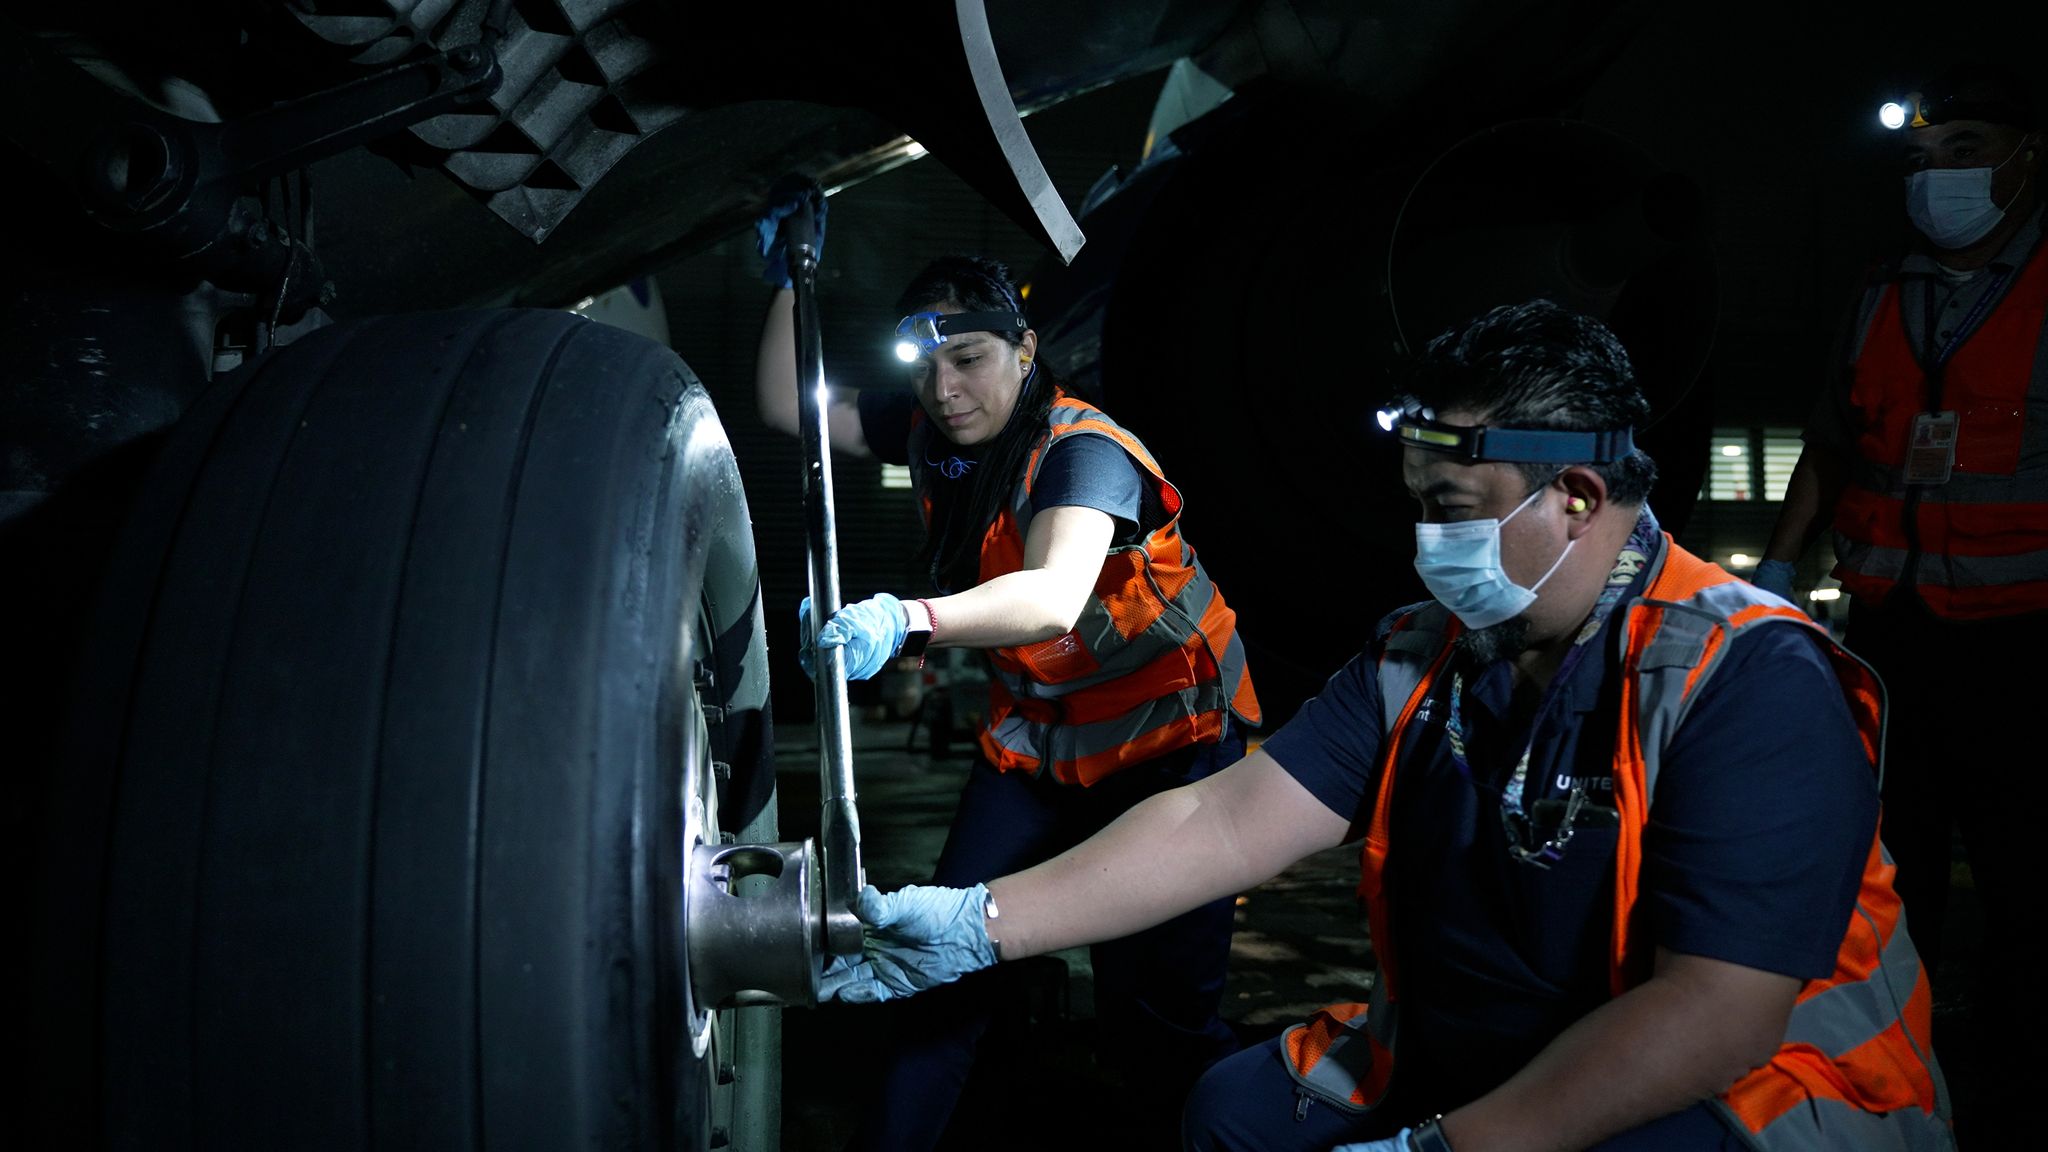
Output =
[
  {"x1": 1880, "y1": 89, "x2": 2034, "y2": 132},
  {"x1": 892, "y1": 310, "x2": 1029, "y2": 361},
  {"x1": 1376, "y1": 402, "x2": 1635, "y2": 464}
]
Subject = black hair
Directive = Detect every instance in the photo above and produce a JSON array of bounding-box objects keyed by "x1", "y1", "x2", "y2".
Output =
[
  {"x1": 1392, "y1": 299, "x2": 1658, "y2": 505},
  {"x1": 898, "y1": 255, "x2": 1057, "y2": 594},
  {"x1": 1915, "y1": 60, "x2": 2040, "y2": 130}
]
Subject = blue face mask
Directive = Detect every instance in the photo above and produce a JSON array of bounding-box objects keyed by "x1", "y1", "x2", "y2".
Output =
[
  {"x1": 1413, "y1": 482, "x2": 1575, "y2": 630},
  {"x1": 1904, "y1": 141, "x2": 2030, "y2": 250}
]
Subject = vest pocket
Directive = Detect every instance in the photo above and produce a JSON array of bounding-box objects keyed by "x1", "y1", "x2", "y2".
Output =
[
  {"x1": 1281, "y1": 1005, "x2": 1394, "y2": 1114},
  {"x1": 1953, "y1": 402, "x2": 2023, "y2": 475},
  {"x1": 1011, "y1": 629, "x2": 1101, "y2": 684}
]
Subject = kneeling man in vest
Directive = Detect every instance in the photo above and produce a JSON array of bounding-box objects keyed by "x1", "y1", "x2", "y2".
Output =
[{"x1": 817, "y1": 299, "x2": 1954, "y2": 1152}]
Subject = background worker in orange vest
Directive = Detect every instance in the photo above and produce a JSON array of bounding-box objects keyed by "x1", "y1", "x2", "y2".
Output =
[
  {"x1": 1754, "y1": 60, "x2": 2043, "y2": 1147},
  {"x1": 753, "y1": 183, "x2": 1261, "y2": 1151},
  {"x1": 819, "y1": 299, "x2": 1951, "y2": 1152}
]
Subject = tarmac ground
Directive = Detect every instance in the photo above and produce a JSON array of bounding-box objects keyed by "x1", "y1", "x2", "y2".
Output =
[{"x1": 767, "y1": 711, "x2": 1990, "y2": 1152}]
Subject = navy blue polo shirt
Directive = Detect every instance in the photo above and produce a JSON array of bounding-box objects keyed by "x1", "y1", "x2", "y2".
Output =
[
  {"x1": 856, "y1": 388, "x2": 1144, "y2": 536},
  {"x1": 1261, "y1": 531, "x2": 1878, "y2": 1107}
]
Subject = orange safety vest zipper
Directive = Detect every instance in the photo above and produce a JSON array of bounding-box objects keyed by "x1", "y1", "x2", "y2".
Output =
[
  {"x1": 1283, "y1": 539, "x2": 1953, "y2": 1150},
  {"x1": 908, "y1": 390, "x2": 1259, "y2": 785}
]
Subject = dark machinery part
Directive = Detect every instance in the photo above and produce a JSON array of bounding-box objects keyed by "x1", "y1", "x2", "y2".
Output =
[
  {"x1": 664, "y1": 0, "x2": 1083, "y2": 263},
  {"x1": 1, "y1": 2, "x2": 1249, "y2": 324},
  {"x1": 1, "y1": 17, "x2": 501, "y2": 296},
  {"x1": 268, "y1": 0, "x2": 1086, "y2": 259}
]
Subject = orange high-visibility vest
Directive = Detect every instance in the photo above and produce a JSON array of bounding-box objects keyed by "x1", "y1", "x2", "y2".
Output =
[
  {"x1": 1830, "y1": 234, "x2": 2048, "y2": 619},
  {"x1": 1284, "y1": 539, "x2": 1953, "y2": 1149},
  {"x1": 909, "y1": 390, "x2": 1259, "y2": 785}
]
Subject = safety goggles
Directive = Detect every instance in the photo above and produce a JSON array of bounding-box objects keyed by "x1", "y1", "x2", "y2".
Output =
[
  {"x1": 893, "y1": 310, "x2": 1029, "y2": 361},
  {"x1": 1376, "y1": 402, "x2": 1635, "y2": 464}
]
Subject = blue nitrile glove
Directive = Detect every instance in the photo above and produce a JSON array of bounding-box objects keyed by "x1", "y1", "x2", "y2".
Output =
[
  {"x1": 1334, "y1": 1131, "x2": 1412, "y2": 1152},
  {"x1": 817, "y1": 883, "x2": 999, "y2": 1004},
  {"x1": 813, "y1": 592, "x2": 908, "y2": 682},
  {"x1": 1752, "y1": 558, "x2": 1797, "y2": 602},
  {"x1": 754, "y1": 174, "x2": 827, "y2": 289}
]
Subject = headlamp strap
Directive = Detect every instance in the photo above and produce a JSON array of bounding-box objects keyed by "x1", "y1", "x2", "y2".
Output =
[
  {"x1": 1478, "y1": 426, "x2": 1635, "y2": 464},
  {"x1": 934, "y1": 311, "x2": 1028, "y2": 339}
]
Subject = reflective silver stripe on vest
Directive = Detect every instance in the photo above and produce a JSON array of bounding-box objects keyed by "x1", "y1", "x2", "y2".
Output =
[
  {"x1": 979, "y1": 633, "x2": 1246, "y2": 769},
  {"x1": 1374, "y1": 606, "x2": 1448, "y2": 734},
  {"x1": 1834, "y1": 443, "x2": 2048, "y2": 594},
  {"x1": 1830, "y1": 537, "x2": 2048, "y2": 589},
  {"x1": 1842, "y1": 456, "x2": 2048, "y2": 504},
  {"x1": 1629, "y1": 578, "x2": 1819, "y2": 799},
  {"x1": 994, "y1": 548, "x2": 1222, "y2": 700},
  {"x1": 1709, "y1": 1092, "x2": 1956, "y2": 1152},
  {"x1": 1782, "y1": 905, "x2": 1922, "y2": 1057}
]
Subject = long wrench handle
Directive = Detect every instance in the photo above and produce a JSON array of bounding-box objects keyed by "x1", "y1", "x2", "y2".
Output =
[{"x1": 780, "y1": 191, "x2": 866, "y2": 956}]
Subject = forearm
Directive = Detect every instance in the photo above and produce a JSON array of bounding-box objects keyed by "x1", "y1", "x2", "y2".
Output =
[
  {"x1": 756, "y1": 288, "x2": 873, "y2": 456},
  {"x1": 1763, "y1": 443, "x2": 1846, "y2": 564},
  {"x1": 925, "y1": 568, "x2": 1086, "y2": 648},
  {"x1": 987, "y1": 754, "x2": 1350, "y2": 959},
  {"x1": 1440, "y1": 953, "x2": 1794, "y2": 1152},
  {"x1": 922, "y1": 505, "x2": 1114, "y2": 647},
  {"x1": 755, "y1": 289, "x2": 799, "y2": 436}
]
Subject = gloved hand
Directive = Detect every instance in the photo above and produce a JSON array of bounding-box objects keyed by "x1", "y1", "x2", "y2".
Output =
[
  {"x1": 1334, "y1": 1130, "x2": 1412, "y2": 1152},
  {"x1": 797, "y1": 592, "x2": 907, "y2": 682},
  {"x1": 1751, "y1": 558, "x2": 1797, "y2": 602},
  {"x1": 816, "y1": 883, "x2": 999, "y2": 1004},
  {"x1": 754, "y1": 173, "x2": 827, "y2": 290}
]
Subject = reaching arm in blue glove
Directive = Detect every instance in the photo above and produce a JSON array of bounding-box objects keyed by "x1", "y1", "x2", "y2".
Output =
[
  {"x1": 796, "y1": 592, "x2": 908, "y2": 681},
  {"x1": 817, "y1": 883, "x2": 999, "y2": 1004},
  {"x1": 754, "y1": 174, "x2": 828, "y2": 290},
  {"x1": 751, "y1": 177, "x2": 870, "y2": 452},
  {"x1": 1750, "y1": 558, "x2": 1797, "y2": 602}
]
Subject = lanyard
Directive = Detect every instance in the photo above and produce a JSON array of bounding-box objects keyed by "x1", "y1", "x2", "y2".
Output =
[
  {"x1": 1920, "y1": 266, "x2": 2013, "y2": 408},
  {"x1": 1429, "y1": 510, "x2": 1657, "y2": 867},
  {"x1": 1444, "y1": 667, "x2": 1590, "y2": 869}
]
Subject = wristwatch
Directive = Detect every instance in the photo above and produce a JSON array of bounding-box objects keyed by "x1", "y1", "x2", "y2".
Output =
[
  {"x1": 1408, "y1": 1115, "x2": 1454, "y2": 1152},
  {"x1": 982, "y1": 888, "x2": 1003, "y2": 961},
  {"x1": 899, "y1": 598, "x2": 935, "y2": 666}
]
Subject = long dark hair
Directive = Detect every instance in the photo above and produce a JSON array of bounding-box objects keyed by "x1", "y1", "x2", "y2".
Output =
[{"x1": 900, "y1": 255, "x2": 1058, "y2": 593}]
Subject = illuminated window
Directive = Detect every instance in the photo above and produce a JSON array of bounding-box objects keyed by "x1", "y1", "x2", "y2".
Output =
[
  {"x1": 1702, "y1": 427, "x2": 1805, "y2": 502},
  {"x1": 1761, "y1": 429, "x2": 1801, "y2": 501},
  {"x1": 1705, "y1": 431, "x2": 1752, "y2": 501},
  {"x1": 881, "y1": 464, "x2": 913, "y2": 490}
]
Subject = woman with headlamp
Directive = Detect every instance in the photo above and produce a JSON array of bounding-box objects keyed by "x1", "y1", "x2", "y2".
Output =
[{"x1": 753, "y1": 195, "x2": 1260, "y2": 1150}]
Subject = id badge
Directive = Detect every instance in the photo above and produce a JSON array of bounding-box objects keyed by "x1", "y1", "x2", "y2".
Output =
[{"x1": 1903, "y1": 411, "x2": 1958, "y2": 485}]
